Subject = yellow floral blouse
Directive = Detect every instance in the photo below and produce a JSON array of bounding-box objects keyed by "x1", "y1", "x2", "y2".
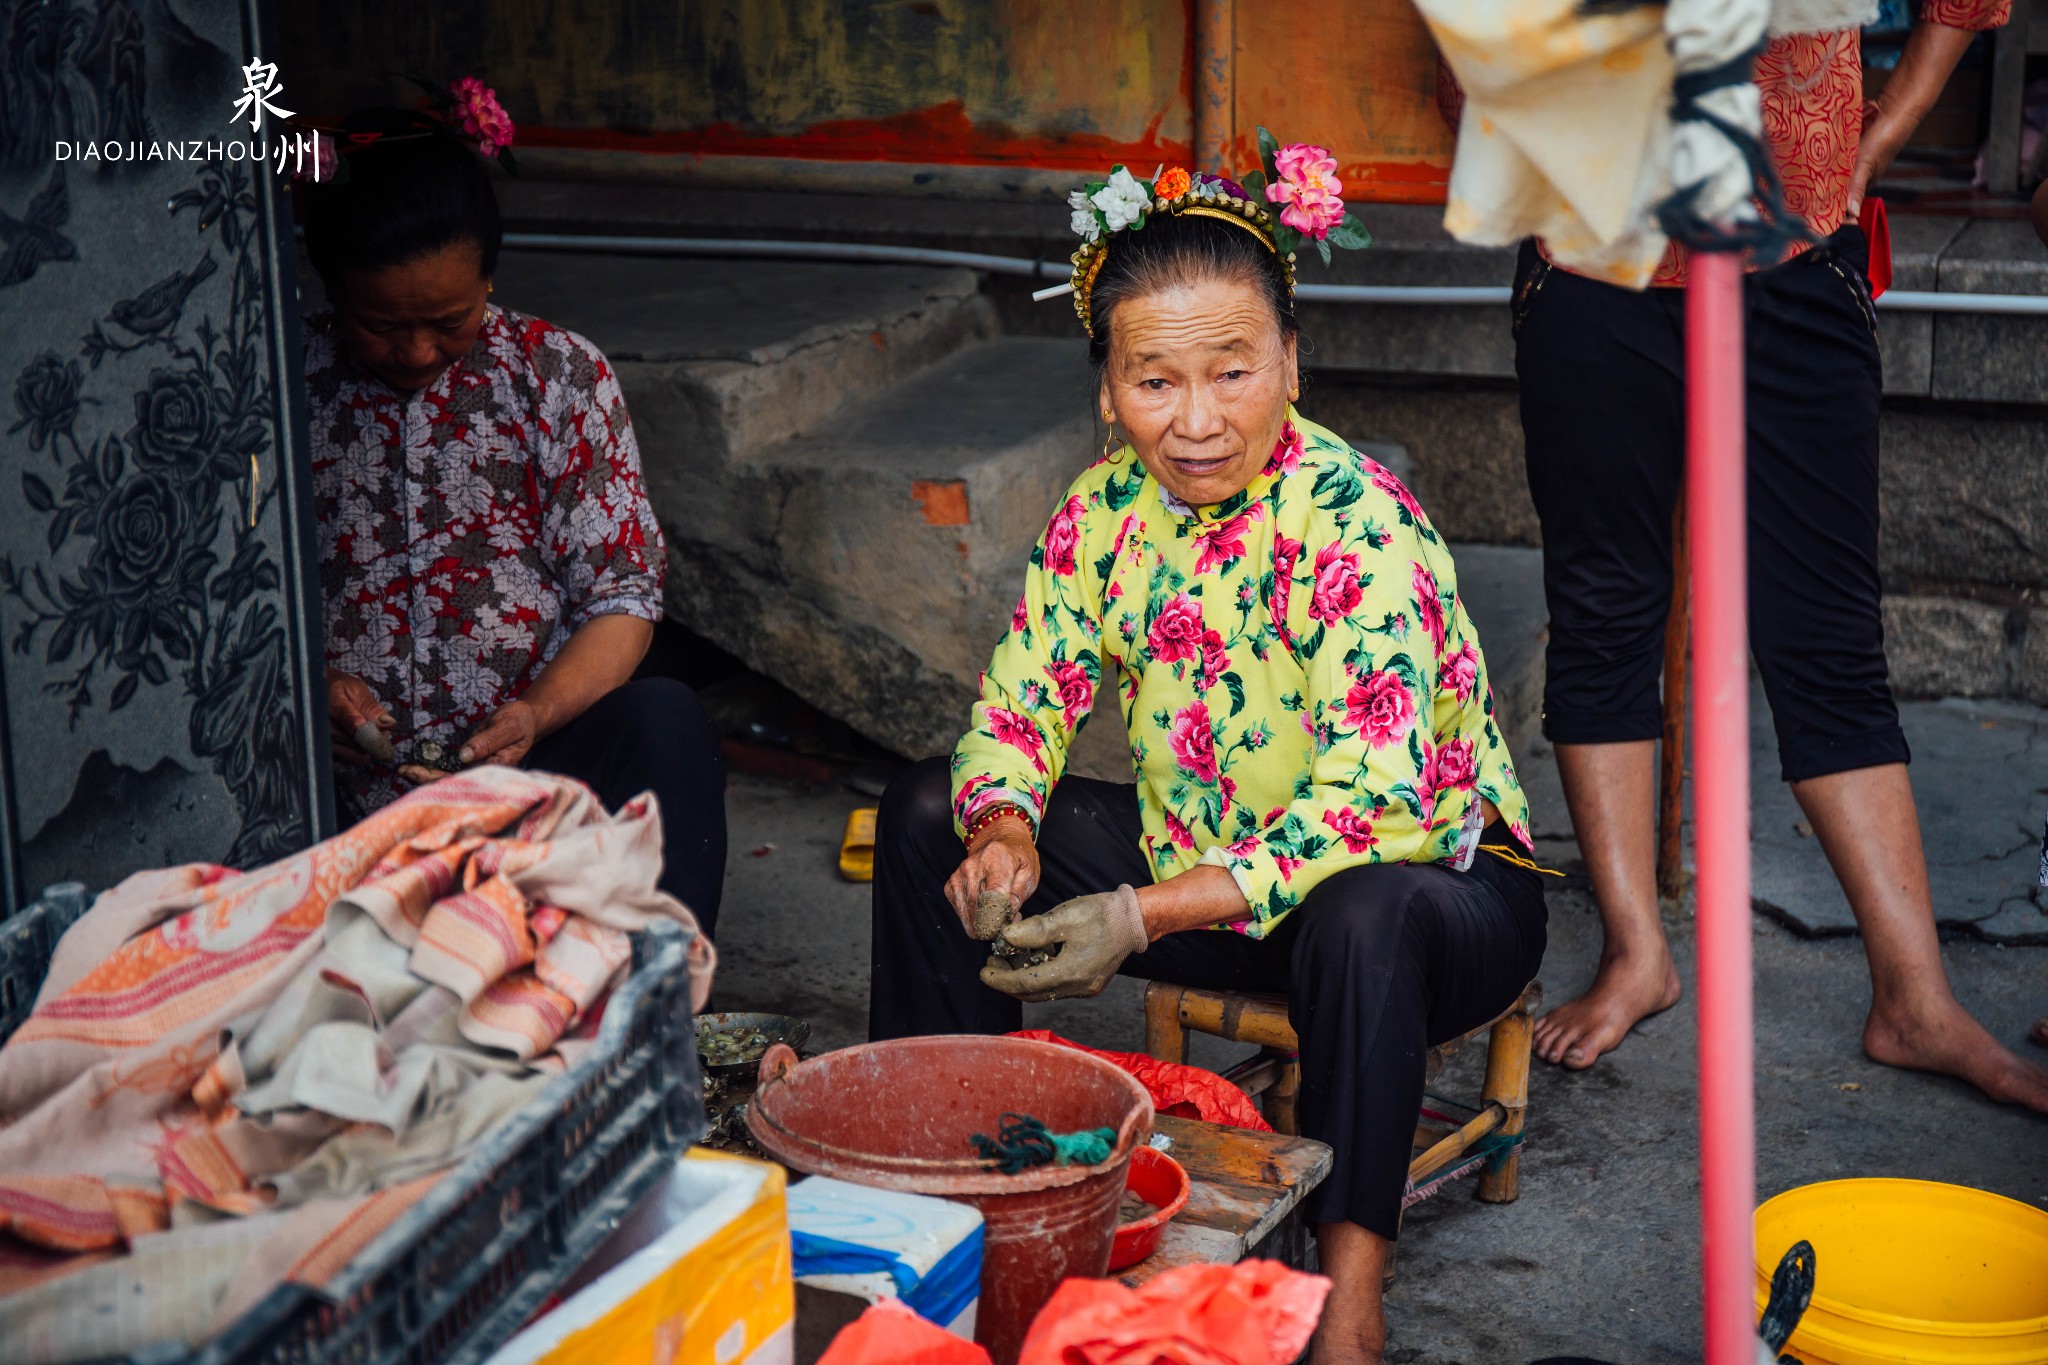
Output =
[{"x1": 951, "y1": 412, "x2": 1532, "y2": 937}]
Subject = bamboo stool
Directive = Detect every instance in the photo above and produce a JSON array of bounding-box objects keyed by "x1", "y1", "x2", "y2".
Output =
[{"x1": 1142, "y1": 979, "x2": 1541, "y2": 1204}]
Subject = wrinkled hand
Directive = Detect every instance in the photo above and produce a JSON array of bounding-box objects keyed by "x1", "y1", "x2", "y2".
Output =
[
  {"x1": 945, "y1": 814, "x2": 1039, "y2": 934},
  {"x1": 327, "y1": 668, "x2": 395, "y2": 767},
  {"x1": 1846, "y1": 98, "x2": 1905, "y2": 224},
  {"x1": 460, "y1": 698, "x2": 545, "y2": 769},
  {"x1": 979, "y1": 885, "x2": 1148, "y2": 1002}
]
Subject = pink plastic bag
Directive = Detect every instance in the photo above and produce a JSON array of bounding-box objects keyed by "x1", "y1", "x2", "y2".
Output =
[
  {"x1": 1007, "y1": 1031, "x2": 1273, "y2": 1133},
  {"x1": 1018, "y1": 1260, "x2": 1331, "y2": 1365},
  {"x1": 819, "y1": 1299, "x2": 994, "y2": 1365}
]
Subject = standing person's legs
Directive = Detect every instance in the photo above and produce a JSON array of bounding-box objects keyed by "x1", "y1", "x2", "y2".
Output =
[
  {"x1": 868, "y1": 759, "x2": 1156, "y2": 1038},
  {"x1": 1748, "y1": 238, "x2": 2048, "y2": 1110},
  {"x1": 1515, "y1": 241, "x2": 1686, "y2": 1067},
  {"x1": 525, "y1": 676, "x2": 729, "y2": 936},
  {"x1": 1285, "y1": 850, "x2": 1549, "y2": 1365}
]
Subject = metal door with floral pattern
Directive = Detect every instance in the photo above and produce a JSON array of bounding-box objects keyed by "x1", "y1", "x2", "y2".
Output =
[{"x1": 0, "y1": 0, "x2": 331, "y2": 912}]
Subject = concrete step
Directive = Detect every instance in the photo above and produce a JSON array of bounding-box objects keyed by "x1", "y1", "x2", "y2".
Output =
[
  {"x1": 654, "y1": 334, "x2": 1098, "y2": 760},
  {"x1": 489, "y1": 250, "x2": 997, "y2": 460}
]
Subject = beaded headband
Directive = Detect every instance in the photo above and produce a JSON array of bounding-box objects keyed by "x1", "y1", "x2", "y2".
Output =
[{"x1": 1039, "y1": 128, "x2": 1372, "y2": 334}]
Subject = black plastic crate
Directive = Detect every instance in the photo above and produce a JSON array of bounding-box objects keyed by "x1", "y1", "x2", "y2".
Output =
[{"x1": 1, "y1": 884, "x2": 706, "y2": 1365}]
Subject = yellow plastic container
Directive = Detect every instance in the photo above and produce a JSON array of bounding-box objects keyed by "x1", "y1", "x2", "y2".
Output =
[{"x1": 1755, "y1": 1179, "x2": 2048, "y2": 1365}]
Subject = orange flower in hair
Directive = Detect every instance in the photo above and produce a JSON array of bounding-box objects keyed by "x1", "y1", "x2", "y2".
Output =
[{"x1": 1154, "y1": 166, "x2": 1192, "y2": 200}]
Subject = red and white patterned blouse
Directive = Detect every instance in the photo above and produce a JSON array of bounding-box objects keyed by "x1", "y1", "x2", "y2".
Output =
[
  {"x1": 1649, "y1": 0, "x2": 2009, "y2": 286},
  {"x1": 307, "y1": 305, "x2": 665, "y2": 813}
]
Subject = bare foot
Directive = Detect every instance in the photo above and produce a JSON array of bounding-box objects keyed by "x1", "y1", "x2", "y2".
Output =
[
  {"x1": 1533, "y1": 943, "x2": 1683, "y2": 1069},
  {"x1": 1864, "y1": 998, "x2": 2048, "y2": 1113},
  {"x1": 2031, "y1": 1016, "x2": 2048, "y2": 1050}
]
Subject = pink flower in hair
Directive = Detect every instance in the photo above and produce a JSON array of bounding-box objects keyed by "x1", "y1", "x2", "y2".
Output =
[
  {"x1": 1265, "y1": 143, "x2": 1344, "y2": 241},
  {"x1": 449, "y1": 77, "x2": 516, "y2": 157}
]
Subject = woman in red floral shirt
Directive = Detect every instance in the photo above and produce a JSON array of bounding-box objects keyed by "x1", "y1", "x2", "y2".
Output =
[{"x1": 300, "y1": 115, "x2": 727, "y2": 931}]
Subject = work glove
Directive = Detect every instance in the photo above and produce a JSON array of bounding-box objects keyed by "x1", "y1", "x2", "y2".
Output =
[{"x1": 979, "y1": 885, "x2": 1148, "y2": 1003}]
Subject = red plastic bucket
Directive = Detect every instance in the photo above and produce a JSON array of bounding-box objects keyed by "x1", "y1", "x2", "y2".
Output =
[{"x1": 746, "y1": 1034, "x2": 1152, "y2": 1365}]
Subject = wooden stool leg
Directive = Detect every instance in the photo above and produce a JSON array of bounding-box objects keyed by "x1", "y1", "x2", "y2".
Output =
[
  {"x1": 1476, "y1": 990, "x2": 1534, "y2": 1203},
  {"x1": 1265, "y1": 1055, "x2": 1301, "y2": 1136},
  {"x1": 1144, "y1": 982, "x2": 1190, "y2": 1064}
]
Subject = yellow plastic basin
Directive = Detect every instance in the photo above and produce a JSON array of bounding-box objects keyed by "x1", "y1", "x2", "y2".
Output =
[{"x1": 1755, "y1": 1179, "x2": 2048, "y2": 1365}]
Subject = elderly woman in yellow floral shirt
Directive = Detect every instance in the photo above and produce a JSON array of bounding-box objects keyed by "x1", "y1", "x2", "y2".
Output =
[{"x1": 869, "y1": 151, "x2": 1547, "y2": 1364}]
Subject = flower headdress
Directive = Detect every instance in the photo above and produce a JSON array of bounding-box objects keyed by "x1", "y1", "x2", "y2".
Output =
[
  {"x1": 1051, "y1": 127, "x2": 1370, "y2": 333},
  {"x1": 408, "y1": 75, "x2": 520, "y2": 174},
  {"x1": 291, "y1": 77, "x2": 520, "y2": 186}
]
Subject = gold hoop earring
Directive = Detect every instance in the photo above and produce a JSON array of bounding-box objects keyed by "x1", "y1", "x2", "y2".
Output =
[{"x1": 1101, "y1": 425, "x2": 1124, "y2": 463}]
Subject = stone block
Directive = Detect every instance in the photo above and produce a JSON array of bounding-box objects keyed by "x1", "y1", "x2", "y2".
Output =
[
  {"x1": 1879, "y1": 406, "x2": 2048, "y2": 589},
  {"x1": 655, "y1": 336, "x2": 1097, "y2": 760},
  {"x1": 1306, "y1": 383, "x2": 1538, "y2": 546},
  {"x1": 1930, "y1": 219, "x2": 2048, "y2": 407},
  {"x1": 493, "y1": 251, "x2": 997, "y2": 462},
  {"x1": 2022, "y1": 609, "x2": 2048, "y2": 706},
  {"x1": 1872, "y1": 214, "x2": 1962, "y2": 399},
  {"x1": 1881, "y1": 596, "x2": 2009, "y2": 698}
]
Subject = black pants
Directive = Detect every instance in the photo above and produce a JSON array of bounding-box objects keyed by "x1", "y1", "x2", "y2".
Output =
[
  {"x1": 528, "y1": 677, "x2": 729, "y2": 938},
  {"x1": 868, "y1": 758, "x2": 1548, "y2": 1240},
  {"x1": 1515, "y1": 229, "x2": 1909, "y2": 782}
]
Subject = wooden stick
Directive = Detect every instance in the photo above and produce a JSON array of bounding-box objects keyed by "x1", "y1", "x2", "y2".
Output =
[
  {"x1": 1408, "y1": 1103, "x2": 1504, "y2": 1183},
  {"x1": 1143, "y1": 982, "x2": 1191, "y2": 1064},
  {"x1": 1173, "y1": 988, "x2": 1297, "y2": 1052},
  {"x1": 1477, "y1": 992, "x2": 1535, "y2": 1203},
  {"x1": 1658, "y1": 488, "x2": 1690, "y2": 903},
  {"x1": 1266, "y1": 1057, "x2": 1301, "y2": 1136}
]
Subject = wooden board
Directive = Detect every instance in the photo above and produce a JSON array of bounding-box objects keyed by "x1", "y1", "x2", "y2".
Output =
[{"x1": 1117, "y1": 1115, "x2": 1333, "y2": 1287}]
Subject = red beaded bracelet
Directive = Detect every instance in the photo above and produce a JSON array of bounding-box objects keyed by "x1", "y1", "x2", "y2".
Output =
[{"x1": 963, "y1": 803, "x2": 1035, "y2": 844}]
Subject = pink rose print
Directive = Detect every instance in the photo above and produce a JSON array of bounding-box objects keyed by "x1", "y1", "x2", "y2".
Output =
[
  {"x1": 986, "y1": 707, "x2": 1048, "y2": 773},
  {"x1": 1227, "y1": 835, "x2": 1261, "y2": 859},
  {"x1": 1344, "y1": 670, "x2": 1417, "y2": 749},
  {"x1": 1262, "y1": 421, "x2": 1304, "y2": 477},
  {"x1": 1263, "y1": 807, "x2": 1287, "y2": 826},
  {"x1": 1274, "y1": 853, "x2": 1304, "y2": 882},
  {"x1": 1445, "y1": 640, "x2": 1480, "y2": 704},
  {"x1": 1309, "y1": 541, "x2": 1364, "y2": 626},
  {"x1": 1148, "y1": 592, "x2": 1204, "y2": 664},
  {"x1": 1373, "y1": 466, "x2": 1426, "y2": 526},
  {"x1": 1434, "y1": 738, "x2": 1478, "y2": 790},
  {"x1": 1045, "y1": 658, "x2": 1094, "y2": 725},
  {"x1": 1168, "y1": 700, "x2": 1220, "y2": 783},
  {"x1": 1011, "y1": 594, "x2": 1031, "y2": 635},
  {"x1": 1042, "y1": 495, "x2": 1085, "y2": 577},
  {"x1": 1270, "y1": 534, "x2": 1301, "y2": 643},
  {"x1": 1322, "y1": 805, "x2": 1379, "y2": 854},
  {"x1": 1192, "y1": 503, "x2": 1265, "y2": 576},
  {"x1": 1163, "y1": 808, "x2": 1196, "y2": 851},
  {"x1": 1412, "y1": 561, "x2": 1446, "y2": 659},
  {"x1": 1196, "y1": 629, "x2": 1230, "y2": 691}
]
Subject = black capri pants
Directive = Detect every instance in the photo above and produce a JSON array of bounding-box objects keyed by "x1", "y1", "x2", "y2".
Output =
[
  {"x1": 1514, "y1": 228, "x2": 1909, "y2": 782},
  {"x1": 868, "y1": 758, "x2": 1548, "y2": 1241}
]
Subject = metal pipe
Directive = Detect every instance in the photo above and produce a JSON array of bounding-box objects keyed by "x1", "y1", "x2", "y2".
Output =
[
  {"x1": 497, "y1": 232, "x2": 2048, "y2": 316},
  {"x1": 1686, "y1": 251, "x2": 1756, "y2": 1365},
  {"x1": 1194, "y1": 0, "x2": 1237, "y2": 175}
]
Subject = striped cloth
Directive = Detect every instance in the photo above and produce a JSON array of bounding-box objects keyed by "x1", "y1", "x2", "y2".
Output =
[{"x1": 0, "y1": 767, "x2": 712, "y2": 1361}]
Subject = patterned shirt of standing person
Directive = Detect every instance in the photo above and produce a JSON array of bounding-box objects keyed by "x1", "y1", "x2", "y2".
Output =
[
  {"x1": 307, "y1": 303, "x2": 666, "y2": 814},
  {"x1": 951, "y1": 411, "x2": 1532, "y2": 936}
]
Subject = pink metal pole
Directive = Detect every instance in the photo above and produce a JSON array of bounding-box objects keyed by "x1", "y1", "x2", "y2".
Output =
[{"x1": 1686, "y1": 250, "x2": 1756, "y2": 1365}]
